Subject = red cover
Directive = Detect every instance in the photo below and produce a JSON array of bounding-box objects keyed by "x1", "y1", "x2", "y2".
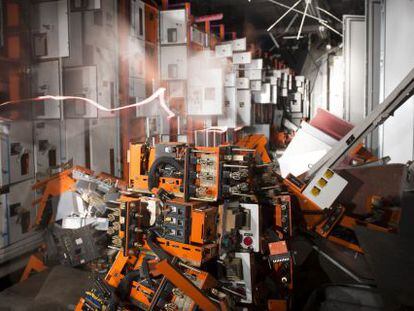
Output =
[{"x1": 309, "y1": 108, "x2": 354, "y2": 140}]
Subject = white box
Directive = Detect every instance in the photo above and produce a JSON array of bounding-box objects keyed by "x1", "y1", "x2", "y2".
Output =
[
  {"x1": 237, "y1": 90, "x2": 251, "y2": 126},
  {"x1": 160, "y1": 45, "x2": 188, "y2": 80},
  {"x1": 303, "y1": 169, "x2": 348, "y2": 210},
  {"x1": 253, "y1": 83, "x2": 271, "y2": 103},
  {"x1": 215, "y1": 43, "x2": 233, "y2": 58},
  {"x1": 231, "y1": 37, "x2": 247, "y2": 51},
  {"x1": 131, "y1": 0, "x2": 145, "y2": 40},
  {"x1": 31, "y1": 60, "x2": 61, "y2": 119},
  {"x1": 63, "y1": 66, "x2": 98, "y2": 118},
  {"x1": 232, "y1": 52, "x2": 252, "y2": 65},
  {"x1": 32, "y1": 0, "x2": 69, "y2": 59},
  {"x1": 236, "y1": 77, "x2": 250, "y2": 89},
  {"x1": 34, "y1": 120, "x2": 63, "y2": 177},
  {"x1": 247, "y1": 69, "x2": 262, "y2": 80},
  {"x1": 160, "y1": 9, "x2": 187, "y2": 45},
  {"x1": 187, "y1": 68, "x2": 224, "y2": 115},
  {"x1": 129, "y1": 36, "x2": 146, "y2": 79},
  {"x1": 218, "y1": 87, "x2": 237, "y2": 128},
  {"x1": 224, "y1": 73, "x2": 236, "y2": 87},
  {"x1": 250, "y1": 80, "x2": 262, "y2": 91},
  {"x1": 246, "y1": 58, "x2": 263, "y2": 70}
]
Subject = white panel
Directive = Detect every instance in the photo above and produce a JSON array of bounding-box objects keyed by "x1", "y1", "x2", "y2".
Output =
[
  {"x1": 65, "y1": 119, "x2": 86, "y2": 166},
  {"x1": 63, "y1": 66, "x2": 98, "y2": 118},
  {"x1": 131, "y1": 0, "x2": 145, "y2": 40},
  {"x1": 215, "y1": 43, "x2": 233, "y2": 58},
  {"x1": 237, "y1": 90, "x2": 251, "y2": 126},
  {"x1": 303, "y1": 169, "x2": 348, "y2": 210},
  {"x1": 246, "y1": 69, "x2": 262, "y2": 81},
  {"x1": 253, "y1": 83, "x2": 271, "y2": 104},
  {"x1": 231, "y1": 37, "x2": 247, "y2": 52},
  {"x1": 245, "y1": 59, "x2": 263, "y2": 70},
  {"x1": 187, "y1": 68, "x2": 224, "y2": 115},
  {"x1": 380, "y1": 0, "x2": 414, "y2": 162},
  {"x1": 160, "y1": 9, "x2": 187, "y2": 45},
  {"x1": 32, "y1": 0, "x2": 69, "y2": 59},
  {"x1": 232, "y1": 52, "x2": 251, "y2": 65},
  {"x1": 236, "y1": 77, "x2": 249, "y2": 89},
  {"x1": 34, "y1": 120, "x2": 63, "y2": 178},
  {"x1": 160, "y1": 45, "x2": 188, "y2": 80},
  {"x1": 9, "y1": 121, "x2": 35, "y2": 184},
  {"x1": 90, "y1": 118, "x2": 116, "y2": 174},
  {"x1": 224, "y1": 73, "x2": 236, "y2": 87},
  {"x1": 7, "y1": 180, "x2": 35, "y2": 244},
  {"x1": 218, "y1": 87, "x2": 237, "y2": 128},
  {"x1": 250, "y1": 80, "x2": 261, "y2": 92},
  {"x1": 239, "y1": 203, "x2": 260, "y2": 252},
  {"x1": 343, "y1": 15, "x2": 366, "y2": 123},
  {"x1": 31, "y1": 60, "x2": 61, "y2": 119}
]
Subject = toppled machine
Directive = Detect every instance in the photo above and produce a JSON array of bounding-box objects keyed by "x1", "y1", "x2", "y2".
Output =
[{"x1": 26, "y1": 67, "x2": 414, "y2": 310}]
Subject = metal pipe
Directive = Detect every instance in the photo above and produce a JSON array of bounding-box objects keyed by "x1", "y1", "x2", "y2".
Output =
[
  {"x1": 267, "y1": 0, "x2": 302, "y2": 31},
  {"x1": 316, "y1": 6, "x2": 342, "y2": 23},
  {"x1": 297, "y1": 0, "x2": 310, "y2": 40},
  {"x1": 267, "y1": 0, "x2": 327, "y2": 23}
]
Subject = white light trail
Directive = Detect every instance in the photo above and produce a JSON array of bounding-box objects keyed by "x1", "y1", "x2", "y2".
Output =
[{"x1": 0, "y1": 88, "x2": 176, "y2": 119}]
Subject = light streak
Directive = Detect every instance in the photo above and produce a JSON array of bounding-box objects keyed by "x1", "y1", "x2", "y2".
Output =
[{"x1": 0, "y1": 88, "x2": 176, "y2": 119}]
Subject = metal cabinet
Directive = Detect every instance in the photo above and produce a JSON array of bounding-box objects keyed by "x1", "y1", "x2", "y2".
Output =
[
  {"x1": 218, "y1": 87, "x2": 237, "y2": 128},
  {"x1": 131, "y1": 0, "x2": 145, "y2": 40},
  {"x1": 89, "y1": 118, "x2": 117, "y2": 174},
  {"x1": 6, "y1": 180, "x2": 35, "y2": 245},
  {"x1": 64, "y1": 119, "x2": 87, "y2": 167},
  {"x1": 160, "y1": 45, "x2": 188, "y2": 80},
  {"x1": 233, "y1": 52, "x2": 251, "y2": 65},
  {"x1": 31, "y1": 60, "x2": 62, "y2": 119},
  {"x1": 34, "y1": 120, "x2": 63, "y2": 178},
  {"x1": 160, "y1": 9, "x2": 187, "y2": 45},
  {"x1": 32, "y1": 0, "x2": 69, "y2": 59},
  {"x1": 9, "y1": 122, "x2": 35, "y2": 184},
  {"x1": 215, "y1": 43, "x2": 233, "y2": 58},
  {"x1": 63, "y1": 66, "x2": 98, "y2": 118},
  {"x1": 343, "y1": 15, "x2": 366, "y2": 123},
  {"x1": 231, "y1": 37, "x2": 247, "y2": 52},
  {"x1": 236, "y1": 77, "x2": 250, "y2": 89},
  {"x1": 253, "y1": 83, "x2": 271, "y2": 104},
  {"x1": 63, "y1": 11, "x2": 84, "y2": 67},
  {"x1": 237, "y1": 90, "x2": 251, "y2": 126},
  {"x1": 129, "y1": 37, "x2": 146, "y2": 80},
  {"x1": 187, "y1": 68, "x2": 224, "y2": 115}
]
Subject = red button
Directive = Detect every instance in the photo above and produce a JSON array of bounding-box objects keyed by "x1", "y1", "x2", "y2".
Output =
[{"x1": 243, "y1": 236, "x2": 253, "y2": 246}]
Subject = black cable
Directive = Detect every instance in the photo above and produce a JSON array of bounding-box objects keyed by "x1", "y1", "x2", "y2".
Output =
[{"x1": 147, "y1": 156, "x2": 184, "y2": 191}]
